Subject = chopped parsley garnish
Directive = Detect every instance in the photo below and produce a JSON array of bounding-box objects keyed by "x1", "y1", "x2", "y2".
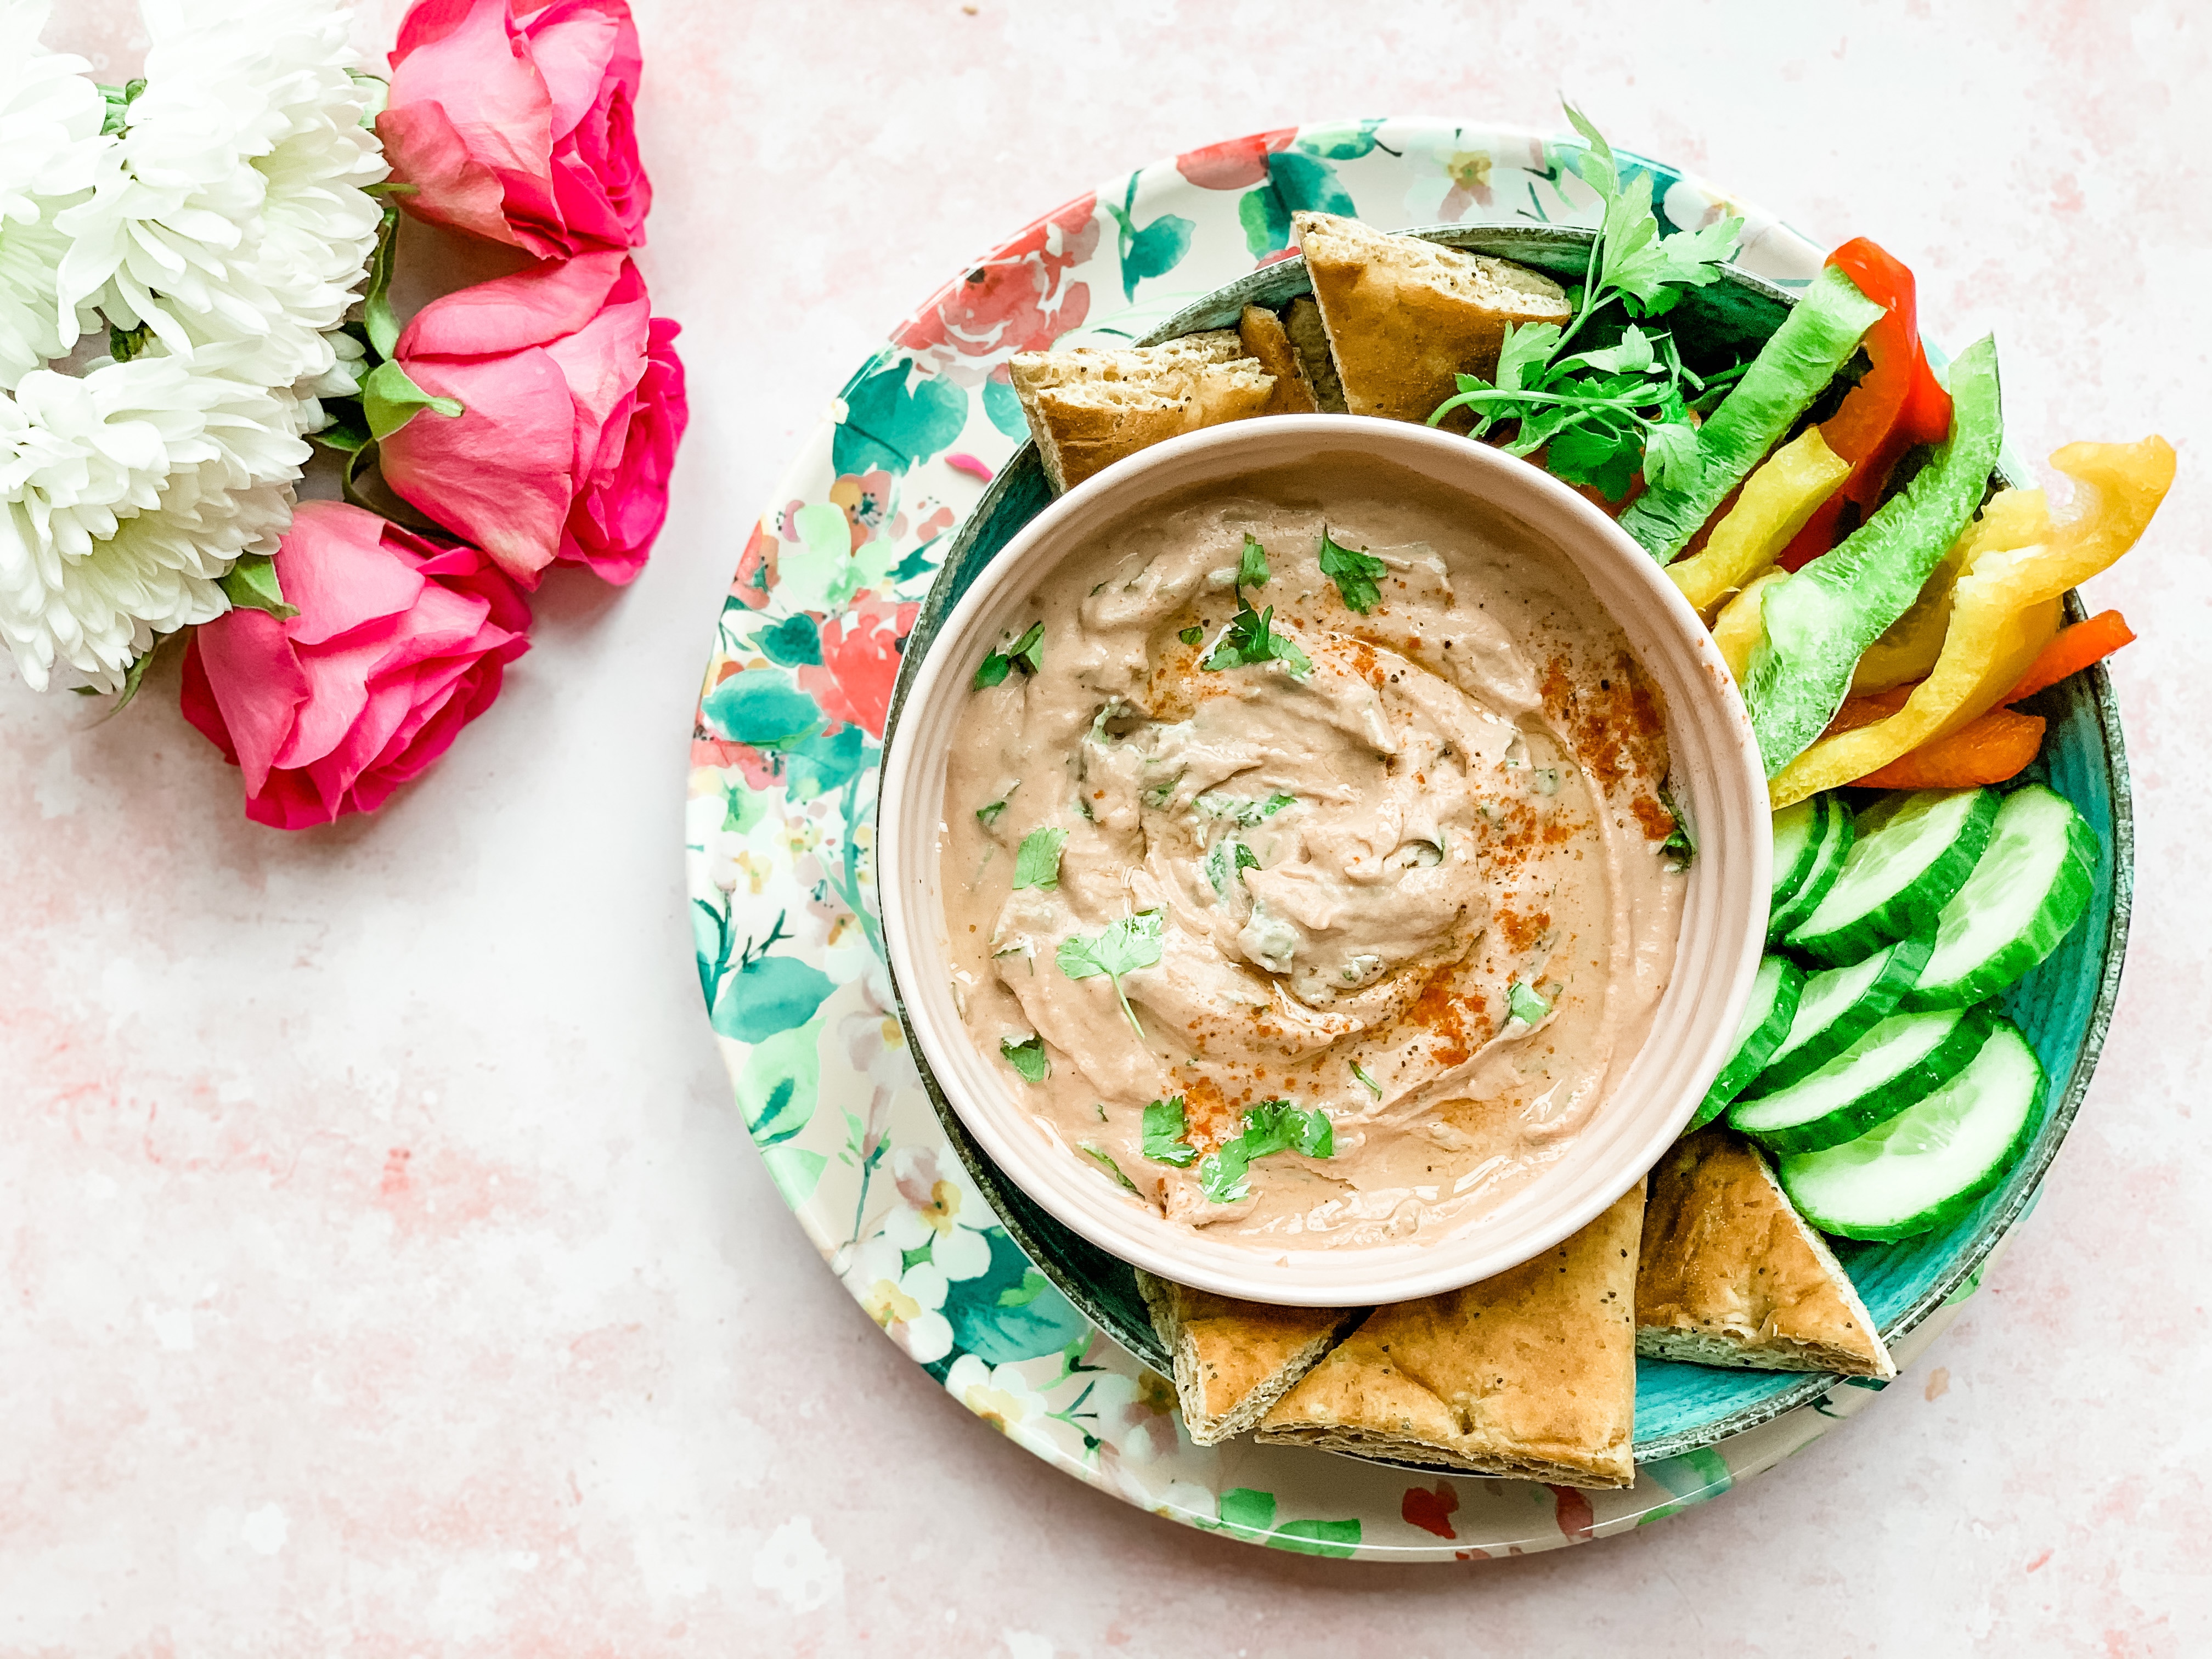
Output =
[
  {"x1": 1000, "y1": 1034, "x2": 1051, "y2": 1082},
  {"x1": 1197, "y1": 1098, "x2": 1335, "y2": 1204},
  {"x1": 1350, "y1": 1061, "x2": 1383, "y2": 1098},
  {"x1": 1204, "y1": 838, "x2": 1261, "y2": 898},
  {"x1": 973, "y1": 621, "x2": 1046, "y2": 689},
  {"x1": 1317, "y1": 528, "x2": 1387, "y2": 614},
  {"x1": 1195, "y1": 791, "x2": 1295, "y2": 825},
  {"x1": 1236, "y1": 532, "x2": 1271, "y2": 589},
  {"x1": 1203, "y1": 602, "x2": 1311, "y2": 677},
  {"x1": 1012, "y1": 826, "x2": 1068, "y2": 890},
  {"x1": 975, "y1": 799, "x2": 1007, "y2": 827},
  {"x1": 1506, "y1": 979, "x2": 1553, "y2": 1026},
  {"x1": 1178, "y1": 624, "x2": 1204, "y2": 647},
  {"x1": 1078, "y1": 1141, "x2": 1137, "y2": 1191},
  {"x1": 1658, "y1": 781, "x2": 1696, "y2": 866},
  {"x1": 1056, "y1": 910, "x2": 1166, "y2": 1038},
  {"x1": 1142, "y1": 1096, "x2": 1197, "y2": 1166},
  {"x1": 1425, "y1": 103, "x2": 1745, "y2": 503}
]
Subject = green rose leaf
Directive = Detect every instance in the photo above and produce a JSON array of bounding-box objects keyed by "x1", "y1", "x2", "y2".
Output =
[
  {"x1": 218, "y1": 553, "x2": 298, "y2": 620},
  {"x1": 362, "y1": 358, "x2": 462, "y2": 442}
]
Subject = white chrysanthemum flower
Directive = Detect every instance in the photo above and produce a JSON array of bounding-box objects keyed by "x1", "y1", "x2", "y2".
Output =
[
  {"x1": 0, "y1": 0, "x2": 386, "y2": 693},
  {"x1": 0, "y1": 353, "x2": 311, "y2": 690},
  {"x1": 54, "y1": 0, "x2": 387, "y2": 390},
  {"x1": 0, "y1": 2, "x2": 110, "y2": 389}
]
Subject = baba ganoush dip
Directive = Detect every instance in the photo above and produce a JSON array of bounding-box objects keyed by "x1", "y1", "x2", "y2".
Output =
[{"x1": 938, "y1": 455, "x2": 1686, "y2": 1248}]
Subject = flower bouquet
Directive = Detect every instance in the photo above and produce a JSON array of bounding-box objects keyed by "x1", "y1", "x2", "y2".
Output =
[{"x1": 1, "y1": 0, "x2": 687, "y2": 827}]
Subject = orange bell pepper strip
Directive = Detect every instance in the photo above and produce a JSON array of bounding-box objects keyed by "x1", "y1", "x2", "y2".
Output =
[
  {"x1": 1767, "y1": 437, "x2": 2175, "y2": 808},
  {"x1": 1853, "y1": 706, "x2": 2047, "y2": 789},
  {"x1": 2003, "y1": 609, "x2": 2136, "y2": 703}
]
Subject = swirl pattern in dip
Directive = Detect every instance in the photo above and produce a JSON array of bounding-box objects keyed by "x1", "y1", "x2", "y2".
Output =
[{"x1": 938, "y1": 456, "x2": 1686, "y2": 1248}]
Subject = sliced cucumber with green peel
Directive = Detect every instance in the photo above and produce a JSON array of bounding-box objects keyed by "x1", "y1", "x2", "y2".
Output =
[
  {"x1": 1741, "y1": 935, "x2": 1931, "y2": 1097},
  {"x1": 1903, "y1": 785, "x2": 2100, "y2": 1011},
  {"x1": 1779, "y1": 1018, "x2": 2045, "y2": 1240},
  {"x1": 1768, "y1": 792, "x2": 1853, "y2": 946},
  {"x1": 1786, "y1": 787, "x2": 1999, "y2": 965},
  {"x1": 1769, "y1": 794, "x2": 1827, "y2": 916},
  {"x1": 1731, "y1": 1003, "x2": 1995, "y2": 1154},
  {"x1": 1686, "y1": 955, "x2": 1805, "y2": 1133}
]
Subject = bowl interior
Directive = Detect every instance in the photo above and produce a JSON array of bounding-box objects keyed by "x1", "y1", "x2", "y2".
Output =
[
  {"x1": 879, "y1": 232, "x2": 2130, "y2": 1457},
  {"x1": 877, "y1": 413, "x2": 1769, "y2": 1309}
]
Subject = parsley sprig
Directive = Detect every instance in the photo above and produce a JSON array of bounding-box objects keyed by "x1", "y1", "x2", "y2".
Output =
[
  {"x1": 1197, "y1": 1098, "x2": 1335, "y2": 1204},
  {"x1": 1056, "y1": 910, "x2": 1165, "y2": 1038},
  {"x1": 1140, "y1": 1094, "x2": 1334, "y2": 1199},
  {"x1": 1426, "y1": 104, "x2": 1747, "y2": 502},
  {"x1": 1203, "y1": 603, "x2": 1311, "y2": 676},
  {"x1": 1317, "y1": 528, "x2": 1387, "y2": 614},
  {"x1": 1142, "y1": 1096, "x2": 1197, "y2": 1166},
  {"x1": 1199, "y1": 533, "x2": 1312, "y2": 677},
  {"x1": 1235, "y1": 532, "x2": 1271, "y2": 588},
  {"x1": 1000, "y1": 1034, "x2": 1051, "y2": 1082},
  {"x1": 973, "y1": 621, "x2": 1045, "y2": 690},
  {"x1": 1012, "y1": 826, "x2": 1067, "y2": 890}
]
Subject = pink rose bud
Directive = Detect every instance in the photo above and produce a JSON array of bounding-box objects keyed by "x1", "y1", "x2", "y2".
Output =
[
  {"x1": 376, "y1": 252, "x2": 686, "y2": 588},
  {"x1": 377, "y1": 0, "x2": 649, "y2": 257},
  {"x1": 180, "y1": 502, "x2": 531, "y2": 830}
]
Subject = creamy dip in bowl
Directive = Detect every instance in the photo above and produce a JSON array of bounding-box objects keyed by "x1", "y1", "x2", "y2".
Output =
[{"x1": 879, "y1": 417, "x2": 1768, "y2": 1307}]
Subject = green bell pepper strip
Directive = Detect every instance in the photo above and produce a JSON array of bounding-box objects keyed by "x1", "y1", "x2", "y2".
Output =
[
  {"x1": 1619, "y1": 265, "x2": 1886, "y2": 564},
  {"x1": 1745, "y1": 335, "x2": 2004, "y2": 776}
]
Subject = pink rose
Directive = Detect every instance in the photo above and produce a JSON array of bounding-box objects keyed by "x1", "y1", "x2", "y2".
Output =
[
  {"x1": 377, "y1": 0, "x2": 649, "y2": 258},
  {"x1": 180, "y1": 502, "x2": 530, "y2": 830},
  {"x1": 377, "y1": 251, "x2": 687, "y2": 586}
]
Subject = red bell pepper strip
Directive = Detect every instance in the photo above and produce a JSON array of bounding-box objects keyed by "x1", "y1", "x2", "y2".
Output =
[
  {"x1": 1776, "y1": 238, "x2": 1954, "y2": 571},
  {"x1": 2002, "y1": 609, "x2": 2136, "y2": 703}
]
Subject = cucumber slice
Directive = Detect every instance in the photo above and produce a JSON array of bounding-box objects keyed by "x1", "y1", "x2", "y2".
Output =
[
  {"x1": 1786, "y1": 787, "x2": 1999, "y2": 965},
  {"x1": 1769, "y1": 794, "x2": 1826, "y2": 913},
  {"x1": 1730, "y1": 1003, "x2": 1995, "y2": 1154},
  {"x1": 1903, "y1": 785, "x2": 2100, "y2": 1011},
  {"x1": 1685, "y1": 954, "x2": 1804, "y2": 1133},
  {"x1": 1740, "y1": 935, "x2": 1931, "y2": 1097},
  {"x1": 1778, "y1": 1018, "x2": 2045, "y2": 1240},
  {"x1": 1768, "y1": 791, "x2": 1853, "y2": 945}
]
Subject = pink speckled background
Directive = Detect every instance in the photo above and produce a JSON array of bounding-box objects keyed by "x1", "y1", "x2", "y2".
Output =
[{"x1": 5, "y1": 1, "x2": 2209, "y2": 1653}]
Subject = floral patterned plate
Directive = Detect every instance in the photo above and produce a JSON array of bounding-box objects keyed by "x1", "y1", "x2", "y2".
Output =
[{"x1": 686, "y1": 120, "x2": 2129, "y2": 1557}]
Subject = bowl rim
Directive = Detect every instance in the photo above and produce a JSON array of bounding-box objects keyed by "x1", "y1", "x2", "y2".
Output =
[{"x1": 876, "y1": 411, "x2": 1773, "y2": 1307}]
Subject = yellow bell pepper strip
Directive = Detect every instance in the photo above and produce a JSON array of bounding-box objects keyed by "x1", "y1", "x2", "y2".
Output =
[
  {"x1": 1849, "y1": 489, "x2": 2055, "y2": 693},
  {"x1": 1746, "y1": 335, "x2": 2004, "y2": 775},
  {"x1": 1767, "y1": 437, "x2": 2176, "y2": 807},
  {"x1": 1667, "y1": 428, "x2": 1852, "y2": 617},
  {"x1": 1619, "y1": 265, "x2": 1886, "y2": 563},
  {"x1": 1712, "y1": 567, "x2": 1787, "y2": 685}
]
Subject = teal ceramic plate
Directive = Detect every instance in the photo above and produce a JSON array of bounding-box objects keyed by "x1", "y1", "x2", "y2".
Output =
[{"x1": 687, "y1": 120, "x2": 2129, "y2": 1555}]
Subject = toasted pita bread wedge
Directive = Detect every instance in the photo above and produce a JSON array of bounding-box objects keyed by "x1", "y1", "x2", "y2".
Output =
[
  {"x1": 1637, "y1": 1129, "x2": 1895, "y2": 1379},
  {"x1": 1008, "y1": 331, "x2": 1276, "y2": 493},
  {"x1": 1257, "y1": 1183, "x2": 1645, "y2": 1488},
  {"x1": 1236, "y1": 304, "x2": 1320, "y2": 415},
  {"x1": 1283, "y1": 295, "x2": 1347, "y2": 414},
  {"x1": 1293, "y1": 211, "x2": 1570, "y2": 427},
  {"x1": 1134, "y1": 1272, "x2": 1359, "y2": 1446}
]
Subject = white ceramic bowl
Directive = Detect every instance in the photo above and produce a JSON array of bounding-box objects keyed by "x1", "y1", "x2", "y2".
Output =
[{"x1": 878, "y1": 416, "x2": 1769, "y2": 1306}]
